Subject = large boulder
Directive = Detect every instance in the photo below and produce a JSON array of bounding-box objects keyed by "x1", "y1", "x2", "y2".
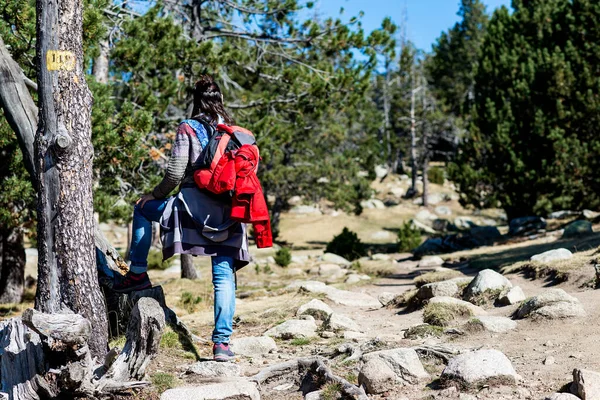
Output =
[
  {"x1": 321, "y1": 253, "x2": 351, "y2": 265},
  {"x1": 161, "y1": 380, "x2": 260, "y2": 400},
  {"x1": 531, "y1": 248, "x2": 573, "y2": 263},
  {"x1": 361, "y1": 199, "x2": 386, "y2": 209},
  {"x1": 230, "y1": 336, "x2": 277, "y2": 357},
  {"x1": 323, "y1": 313, "x2": 362, "y2": 333},
  {"x1": 296, "y1": 299, "x2": 333, "y2": 320},
  {"x1": 417, "y1": 280, "x2": 460, "y2": 301},
  {"x1": 498, "y1": 286, "x2": 526, "y2": 306},
  {"x1": 471, "y1": 316, "x2": 517, "y2": 333},
  {"x1": 318, "y1": 264, "x2": 343, "y2": 277},
  {"x1": 441, "y1": 349, "x2": 518, "y2": 388},
  {"x1": 418, "y1": 256, "x2": 445, "y2": 268},
  {"x1": 515, "y1": 289, "x2": 586, "y2": 319},
  {"x1": 264, "y1": 319, "x2": 318, "y2": 339},
  {"x1": 509, "y1": 216, "x2": 547, "y2": 236},
  {"x1": 572, "y1": 369, "x2": 600, "y2": 400},
  {"x1": 359, "y1": 348, "x2": 429, "y2": 394},
  {"x1": 186, "y1": 361, "x2": 240, "y2": 378},
  {"x1": 563, "y1": 220, "x2": 593, "y2": 238},
  {"x1": 428, "y1": 296, "x2": 487, "y2": 316},
  {"x1": 464, "y1": 269, "x2": 512, "y2": 300}
]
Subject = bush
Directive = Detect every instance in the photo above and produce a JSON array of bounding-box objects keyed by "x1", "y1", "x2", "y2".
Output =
[
  {"x1": 325, "y1": 227, "x2": 366, "y2": 261},
  {"x1": 397, "y1": 222, "x2": 422, "y2": 252},
  {"x1": 274, "y1": 247, "x2": 292, "y2": 267},
  {"x1": 427, "y1": 166, "x2": 445, "y2": 185},
  {"x1": 147, "y1": 248, "x2": 172, "y2": 270}
]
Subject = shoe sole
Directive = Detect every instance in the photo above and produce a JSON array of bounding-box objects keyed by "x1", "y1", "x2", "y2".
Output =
[{"x1": 213, "y1": 355, "x2": 234, "y2": 362}]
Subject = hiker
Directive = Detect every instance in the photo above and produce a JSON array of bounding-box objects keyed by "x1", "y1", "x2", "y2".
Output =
[{"x1": 114, "y1": 75, "x2": 255, "y2": 362}]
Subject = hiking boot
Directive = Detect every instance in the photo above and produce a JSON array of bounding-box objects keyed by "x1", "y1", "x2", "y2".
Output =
[
  {"x1": 112, "y1": 271, "x2": 152, "y2": 293},
  {"x1": 213, "y1": 343, "x2": 235, "y2": 362}
]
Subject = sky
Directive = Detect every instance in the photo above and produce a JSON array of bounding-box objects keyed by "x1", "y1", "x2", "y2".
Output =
[{"x1": 314, "y1": 0, "x2": 512, "y2": 52}]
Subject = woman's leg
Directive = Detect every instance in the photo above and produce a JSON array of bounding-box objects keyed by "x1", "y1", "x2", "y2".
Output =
[
  {"x1": 211, "y1": 256, "x2": 236, "y2": 345},
  {"x1": 128, "y1": 199, "x2": 168, "y2": 273}
]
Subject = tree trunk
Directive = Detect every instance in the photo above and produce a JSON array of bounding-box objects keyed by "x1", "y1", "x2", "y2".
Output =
[
  {"x1": 92, "y1": 38, "x2": 109, "y2": 84},
  {"x1": 181, "y1": 254, "x2": 198, "y2": 280},
  {"x1": 0, "y1": 227, "x2": 25, "y2": 304},
  {"x1": 409, "y1": 86, "x2": 418, "y2": 197},
  {"x1": 35, "y1": 0, "x2": 108, "y2": 358},
  {"x1": 422, "y1": 156, "x2": 430, "y2": 208}
]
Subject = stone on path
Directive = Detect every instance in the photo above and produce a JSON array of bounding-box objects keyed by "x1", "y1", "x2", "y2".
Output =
[
  {"x1": 417, "y1": 280, "x2": 459, "y2": 301},
  {"x1": 304, "y1": 391, "x2": 323, "y2": 400},
  {"x1": 378, "y1": 292, "x2": 396, "y2": 306},
  {"x1": 531, "y1": 248, "x2": 573, "y2": 263},
  {"x1": 428, "y1": 296, "x2": 487, "y2": 316},
  {"x1": 360, "y1": 199, "x2": 386, "y2": 209},
  {"x1": 324, "y1": 313, "x2": 362, "y2": 333},
  {"x1": 499, "y1": 286, "x2": 526, "y2": 306},
  {"x1": 186, "y1": 361, "x2": 240, "y2": 378},
  {"x1": 359, "y1": 348, "x2": 429, "y2": 394},
  {"x1": 515, "y1": 289, "x2": 586, "y2": 319},
  {"x1": 230, "y1": 336, "x2": 277, "y2": 357},
  {"x1": 584, "y1": 209, "x2": 600, "y2": 220},
  {"x1": 321, "y1": 253, "x2": 351, "y2": 265},
  {"x1": 264, "y1": 319, "x2": 317, "y2": 339},
  {"x1": 509, "y1": 216, "x2": 546, "y2": 236},
  {"x1": 545, "y1": 394, "x2": 580, "y2": 400},
  {"x1": 289, "y1": 280, "x2": 381, "y2": 308},
  {"x1": 371, "y1": 253, "x2": 391, "y2": 261},
  {"x1": 471, "y1": 316, "x2": 517, "y2": 333},
  {"x1": 161, "y1": 380, "x2": 260, "y2": 400},
  {"x1": 441, "y1": 349, "x2": 518, "y2": 388},
  {"x1": 345, "y1": 274, "x2": 362, "y2": 284},
  {"x1": 464, "y1": 269, "x2": 512, "y2": 300},
  {"x1": 572, "y1": 369, "x2": 600, "y2": 400},
  {"x1": 318, "y1": 264, "x2": 343, "y2": 276},
  {"x1": 296, "y1": 299, "x2": 333, "y2": 320},
  {"x1": 563, "y1": 220, "x2": 593, "y2": 238},
  {"x1": 418, "y1": 256, "x2": 445, "y2": 268}
]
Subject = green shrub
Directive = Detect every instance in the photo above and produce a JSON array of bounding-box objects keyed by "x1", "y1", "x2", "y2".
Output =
[
  {"x1": 397, "y1": 222, "x2": 422, "y2": 252},
  {"x1": 325, "y1": 227, "x2": 366, "y2": 261},
  {"x1": 180, "y1": 291, "x2": 202, "y2": 313},
  {"x1": 427, "y1": 166, "x2": 445, "y2": 185},
  {"x1": 151, "y1": 372, "x2": 177, "y2": 393},
  {"x1": 147, "y1": 248, "x2": 172, "y2": 270},
  {"x1": 274, "y1": 247, "x2": 292, "y2": 267}
]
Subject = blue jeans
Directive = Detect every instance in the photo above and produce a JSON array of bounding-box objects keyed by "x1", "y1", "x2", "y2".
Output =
[{"x1": 129, "y1": 200, "x2": 236, "y2": 344}]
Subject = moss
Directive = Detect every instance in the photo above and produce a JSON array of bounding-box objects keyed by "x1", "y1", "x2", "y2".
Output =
[
  {"x1": 151, "y1": 372, "x2": 178, "y2": 393},
  {"x1": 404, "y1": 324, "x2": 444, "y2": 339},
  {"x1": 464, "y1": 318, "x2": 485, "y2": 332},
  {"x1": 160, "y1": 329, "x2": 182, "y2": 350},
  {"x1": 466, "y1": 288, "x2": 504, "y2": 307},
  {"x1": 179, "y1": 291, "x2": 203, "y2": 313},
  {"x1": 290, "y1": 337, "x2": 312, "y2": 346},
  {"x1": 109, "y1": 335, "x2": 127, "y2": 349},
  {"x1": 321, "y1": 382, "x2": 342, "y2": 400},
  {"x1": 423, "y1": 303, "x2": 473, "y2": 327}
]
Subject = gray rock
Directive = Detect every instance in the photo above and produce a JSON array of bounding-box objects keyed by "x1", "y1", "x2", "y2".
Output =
[
  {"x1": 359, "y1": 348, "x2": 430, "y2": 394},
  {"x1": 370, "y1": 253, "x2": 391, "y2": 261},
  {"x1": 472, "y1": 316, "x2": 517, "y2": 333},
  {"x1": 361, "y1": 199, "x2": 386, "y2": 209},
  {"x1": 388, "y1": 187, "x2": 405, "y2": 197},
  {"x1": 318, "y1": 264, "x2": 343, "y2": 276},
  {"x1": 320, "y1": 331, "x2": 335, "y2": 339},
  {"x1": 304, "y1": 391, "x2": 323, "y2": 400},
  {"x1": 345, "y1": 274, "x2": 362, "y2": 284},
  {"x1": 324, "y1": 313, "x2": 362, "y2": 332},
  {"x1": 291, "y1": 255, "x2": 309, "y2": 265},
  {"x1": 378, "y1": 292, "x2": 396, "y2": 306},
  {"x1": 286, "y1": 268, "x2": 305, "y2": 277},
  {"x1": 230, "y1": 336, "x2": 277, "y2": 357},
  {"x1": 509, "y1": 216, "x2": 547, "y2": 236},
  {"x1": 410, "y1": 219, "x2": 437, "y2": 234},
  {"x1": 563, "y1": 220, "x2": 593, "y2": 238},
  {"x1": 454, "y1": 216, "x2": 475, "y2": 230},
  {"x1": 416, "y1": 209, "x2": 438, "y2": 222},
  {"x1": 290, "y1": 205, "x2": 321, "y2": 215},
  {"x1": 464, "y1": 269, "x2": 512, "y2": 299},
  {"x1": 321, "y1": 253, "x2": 351, "y2": 265},
  {"x1": 441, "y1": 349, "x2": 518, "y2": 388},
  {"x1": 326, "y1": 289, "x2": 381, "y2": 308},
  {"x1": 418, "y1": 256, "x2": 445, "y2": 268},
  {"x1": 469, "y1": 226, "x2": 502, "y2": 243},
  {"x1": 342, "y1": 331, "x2": 366, "y2": 340},
  {"x1": 186, "y1": 361, "x2": 240, "y2": 377},
  {"x1": 499, "y1": 286, "x2": 526, "y2": 306},
  {"x1": 288, "y1": 280, "x2": 329, "y2": 293},
  {"x1": 428, "y1": 296, "x2": 487, "y2": 316},
  {"x1": 545, "y1": 394, "x2": 580, "y2": 400},
  {"x1": 572, "y1": 369, "x2": 600, "y2": 400},
  {"x1": 370, "y1": 231, "x2": 395, "y2": 241},
  {"x1": 516, "y1": 289, "x2": 586, "y2": 319},
  {"x1": 417, "y1": 280, "x2": 460, "y2": 300},
  {"x1": 374, "y1": 164, "x2": 388, "y2": 179},
  {"x1": 427, "y1": 193, "x2": 446, "y2": 205},
  {"x1": 296, "y1": 299, "x2": 334, "y2": 320},
  {"x1": 264, "y1": 319, "x2": 318, "y2": 339},
  {"x1": 548, "y1": 210, "x2": 580, "y2": 220},
  {"x1": 531, "y1": 248, "x2": 573, "y2": 263},
  {"x1": 435, "y1": 206, "x2": 452, "y2": 216},
  {"x1": 583, "y1": 209, "x2": 600, "y2": 220},
  {"x1": 161, "y1": 380, "x2": 260, "y2": 400}
]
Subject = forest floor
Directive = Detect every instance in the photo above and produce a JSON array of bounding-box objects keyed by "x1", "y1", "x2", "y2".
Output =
[{"x1": 8, "y1": 173, "x2": 600, "y2": 400}]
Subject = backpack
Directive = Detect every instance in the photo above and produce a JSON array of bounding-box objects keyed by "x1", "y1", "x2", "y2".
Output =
[{"x1": 193, "y1": 118, "x2": 258, "y2": 194}]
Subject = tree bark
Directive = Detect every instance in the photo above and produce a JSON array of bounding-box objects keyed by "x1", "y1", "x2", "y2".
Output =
[
  {"x1": 181, "y1": 254, "x2": 198, "y2": 280},
  {"x1": 409, "y1": 85, "x2": 418, "y2": 197},
  {"x1": 35, "y1": 0, "x2": 108, "y2": 358},
  {"x1": 0, "y1": 227, "x2": 25, "y2": 304},
  {"x1": 422, "y1": 156, "x2": 429, "y2": 207}
]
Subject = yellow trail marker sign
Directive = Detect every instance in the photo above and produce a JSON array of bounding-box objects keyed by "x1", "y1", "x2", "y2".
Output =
[{"x1": 47, "y1": 50, "x2": 75, "y2": 71}]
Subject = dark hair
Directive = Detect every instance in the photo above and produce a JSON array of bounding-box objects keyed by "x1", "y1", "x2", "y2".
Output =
[{"x1": 191, "y1": 75, "x2": 234, "y2": 125}]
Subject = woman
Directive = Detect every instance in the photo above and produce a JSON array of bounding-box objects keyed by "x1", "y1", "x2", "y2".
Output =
[{"x1": 114, "y1": 75, "x2": 250, "y2": 362}]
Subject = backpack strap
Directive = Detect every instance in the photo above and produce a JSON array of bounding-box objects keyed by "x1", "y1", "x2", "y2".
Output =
[{"x1": 211, "y1": 131, "x2": 231, "y2": 170}]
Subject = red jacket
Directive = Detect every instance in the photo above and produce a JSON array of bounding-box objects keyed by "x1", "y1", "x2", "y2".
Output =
[{"x1": 202, "y1": 144, "x2": 272, "y2": 248}]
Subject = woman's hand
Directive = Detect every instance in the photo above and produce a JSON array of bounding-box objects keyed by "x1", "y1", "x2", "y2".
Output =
[{"x1": 136, "y1": 193, "x2": 156, "y2": 208}]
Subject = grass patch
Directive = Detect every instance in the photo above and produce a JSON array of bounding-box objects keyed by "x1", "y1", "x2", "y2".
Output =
[
  {"x1": 464, "y1": 318, "x2": 485, "y2": 333},
  {"x1": 179, "y1": 291, "x2": 203, "y2": 314},
  {"x1": 358, "y1": 259, "x2": 397, "y2": 277},
  {"x1": 321, "y1": 382, "x2": 342, "y2": 400},
  {"x1": 465, "y1": 288, "x2": 504, "y2": 307},
  {"x1": 160, "y1": 328, "x2": 182, "y2": 350},
  {"x1": 151, "y1": 372, "x2": 178, "y2": 393},
  {"x1": 404, "y1": 324, "x2": 444, "y2": 339},
  {"x1": 345, "y1": 372, "x2": 358, "y2": 385},
  {"x1": 389, "y1": 289, "x2": 419, "y2": 309},
  {"x1": 423, "y1": 303, "x2": 473, "y2": 327},
  {"x1": 147, "y1": 248, "x2": 172, "y2": 270},
  {"x1": 414, "y1": 270, "x2": 465, "y2": 288},
  {"x1": 290, "y1": 337, "x2": 312, "y2": 346}
]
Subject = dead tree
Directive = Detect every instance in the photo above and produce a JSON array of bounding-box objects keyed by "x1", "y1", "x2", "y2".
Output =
[{"x1": 181, "y1": 254, "x2": 199, "y2": 280}]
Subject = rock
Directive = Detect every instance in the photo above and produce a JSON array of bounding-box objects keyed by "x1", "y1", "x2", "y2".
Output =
[
  {"x1": 361, "y1": 199, "x2": 386, "y2": 209},
  {"x1": 321, "y1": 253, "x2": 351, "y2": 265},
  {"x1": 371, "y1": 253, "x2": 391, "y2": 261},
  {"x1": 326, "y1": 289, "x2": 381, "y2": 308},
  {"x1": 378, "y1": 292, "x2": 396, "y2": 306},
  {"x1": 469, "y1": 226, "x2": 502, "y2": 243},
  {"x1": 435, "y1": 206, "x2": 452, "y2": 216},
  {"x1": 291, "y1": 255, "x2": 309, "y2": 265},
  {"x1": 358, "y1": 274, "x2": 371, "y2": 281},
  {"x1": 318, "y1": 264, "x2": 343, "y2": 276},
  {"x1": 288, "y1": 195, "x2": 303, "y2": 206},
  {"x1": 548, "y1": 210, "x2": 581, "y2": 220},
  {"x1": 359, "y1": 348, "x2": 430, "y2": 394},
  {"x1": 509, "y1": 216, "x2": 547, "y2": 236},
  {"x1": 290, "y1": 205, "x2": 321, "y2": 215},
  {"x1": 417, "y1": 280, "x2": 460, "y2": 300},
  {"x1": 320, "y1": 331, "x2": 335, "y2": 339},
  {"x1": 186, "y1": 361, "x2": 240, "y2": 377},
  {"x1": 288, "y1": 280, "x2": 329, "y2": 293},
  {"x1": 264, "y1": 319, "x2": 318, "y2": 339},
  {"x1": 296, "y1": 299, "x2": 333, "y2": 320},
  {"x1": 543, "y1": 356, "x2": 555, "y2": 365},
  {"x1": 499, "y1": 286, "x2": 526, "y2": 306},
  {"x1": 370, "y1": 231, "x2": 395, "y2": 241},
  {"x1": 230, "y1": 336, "x2": 277, "y2": 357},
  {"x1": 161, "y1": 380, "x2": 260, "y2": 400},
  {"x1": 410, "y1": 219, "x2": 437, "y2": 234},
  {"x1": 418, "y1": 256, "x2": 445, "y2": 268},
  {"x1": 572, "y1": 369, "x2": 600, "y2": 400},
  {"x1": 342, "y1": 331, "x2": 366, "y2": 340},
  {"x1": 441, "y1": 349, "x2": 518, "y2": 388},
  {"x1": 454, "y1": 216, "x2": 475, "y2": 230},
  {"x1": 428, "y1": 296, "x2": 487, "y2": 316},
  {"x1": 427, "y1": 193, "x2": 446, "y2": 205},
  {"x1": 545, "y1": 394, "x2": 580, "y2": 400},
  {"x1": 464, "y1": 269, "x2": 512, "y2": 300},
  {"x1": 388, "y1": 187, "x2": 405, "y2": 197},
  {"x1": 515, "y1": 289, "x2": 586, "y2": 319},
  {"x1": 472, "y1": 316, "x2": 517, "y2": 333},
  {"x1": 416, "y1": 209, "x2": 438, "y2": 222},
  {"x1": 563, "y1": 220, "x2": 593, "y2": 238},
  {"x1": 375, "y1": 164, "x2": 388, "y2": 179},
  {"x1": 583, "y1": 209, "x2": 600, "y2": 220},
  {"x1": 324, "y1": 313, "x2": 362, "y2": 332},
  {"x1": 432, "y1": 219, "x2": 450, "y2": 232},
  {"x1": 531, "y1": 248, "x2": 573, "y2": 263},
  {"x1": 345, "y1": 274, "x2": 362, "y2": 284},
  {"x1": 304, "y1": 391, "x2": 323, "y2": 400},
  {"x1": 286, "y1": 268, "x2": 305, "y2": 277}
]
